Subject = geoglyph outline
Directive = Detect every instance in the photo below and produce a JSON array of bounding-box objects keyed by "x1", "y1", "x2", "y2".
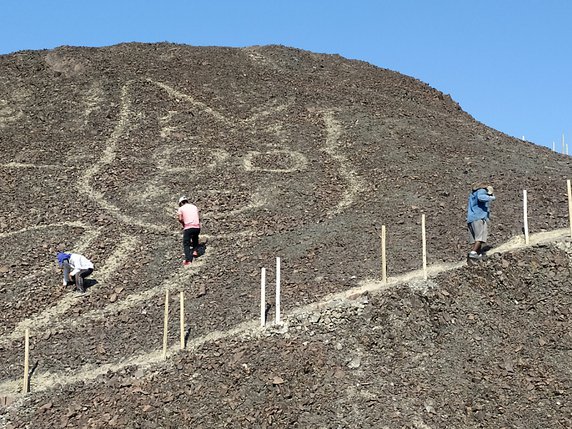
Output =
[{"x1": 0, "y1": 77, "x2": 368, "y2": 396}]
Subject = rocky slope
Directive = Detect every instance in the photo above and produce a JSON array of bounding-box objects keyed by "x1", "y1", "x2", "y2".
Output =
[
  {"x1": 2, "y1": 241, "x2": 571, "y2": 428},
  {"x1": 0, "y1": 43, "x2": 571, "y2": 428}
]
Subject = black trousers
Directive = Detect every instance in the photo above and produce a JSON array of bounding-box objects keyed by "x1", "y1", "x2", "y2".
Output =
[
  {"x1": 183, "y1": 228, "x2": 200, "y2": 262},
  {"x1": 73, "y1": 268, "x2": 93, "y2": 292}
]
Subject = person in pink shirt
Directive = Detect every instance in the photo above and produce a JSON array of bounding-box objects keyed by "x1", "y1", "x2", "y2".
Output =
[{"x1": 177, "y1": 196, "x2": 201, "y2": 266}]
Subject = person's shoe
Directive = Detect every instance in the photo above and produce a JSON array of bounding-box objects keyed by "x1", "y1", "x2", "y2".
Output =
[
  {"x1": 193, "y1": 250, "x2": 199, "y2": 257},
  {"x1": 468, "y1": 251, "x2": 481, "y2": 259},
  {"x1": 183, "y1": 260, "x2": 192, "y2": 267}
]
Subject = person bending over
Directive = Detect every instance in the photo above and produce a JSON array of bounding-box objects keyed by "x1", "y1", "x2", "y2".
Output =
[{"x1": 57, "y1": 251, "x2": 94, "y2": 293}]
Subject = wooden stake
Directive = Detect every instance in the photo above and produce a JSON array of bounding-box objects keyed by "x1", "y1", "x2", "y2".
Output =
[
  {"x1": 275, "y1": 257, "x2": 281, "y2": 325},
  {"x1": 562, "y1": 133, "x2": 565, "y2": 154},
  {"x1": 523, "y1": 190, "x2": 529, "y2": 245},
  {"x1": 567, "y1": 179, "x2": 572, "y2": 239},
  {"x1": 260, "y1": 268, "x2": 266, "y2": 327},
  {"x1": 381, "y1": 225, "x2": 387, "y2": 284},
  {"x1": 162, "y1": 288, "x2": 169, "y2": 359},
  {"x1": 23, "y1": 329, "x2": 29, "y2": 394},
  {"x1": 553, "y1": 141, "x2": 556, "y2": 152},
  {"x1": 421, "y1": 214, "x2": 427, "y2": 281},
  {"x1": 180, "y1": 291, "x2": 185, "y2": 350}
]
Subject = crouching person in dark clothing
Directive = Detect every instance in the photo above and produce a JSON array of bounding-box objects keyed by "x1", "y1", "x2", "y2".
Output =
[{"x1": 57, "y1": 252, "x2": 94, "y2": 293}]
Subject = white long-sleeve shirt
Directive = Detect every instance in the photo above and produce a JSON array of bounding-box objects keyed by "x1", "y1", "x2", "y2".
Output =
[{"x1": 62, "y1": 253, "x2": 94, "y2": 284}]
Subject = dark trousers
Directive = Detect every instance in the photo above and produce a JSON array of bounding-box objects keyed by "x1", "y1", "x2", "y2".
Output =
[
  {"x1": 72, "y1": 268, "x2": 93, "y2": 292},
  {"x1": 183, "y1": 228, "x2": 200, "y2": 262}
]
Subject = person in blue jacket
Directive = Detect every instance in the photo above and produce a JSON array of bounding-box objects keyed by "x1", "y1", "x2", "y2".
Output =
[{"x1": 466, "y1": 182, "x2": 496, "y2": 259}]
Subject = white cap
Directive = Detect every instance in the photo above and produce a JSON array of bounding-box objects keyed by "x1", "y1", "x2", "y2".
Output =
[{"x1": 178, "y1": 196, "x2": 188, "y2": 205}]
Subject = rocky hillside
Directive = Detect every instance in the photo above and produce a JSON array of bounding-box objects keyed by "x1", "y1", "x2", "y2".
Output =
[
  {"x1": 0, "y1": 43, "x2": 571, "y2": 428},
  {"x1": 2, "y1": 241, "x2": 572, "y2": 428}
]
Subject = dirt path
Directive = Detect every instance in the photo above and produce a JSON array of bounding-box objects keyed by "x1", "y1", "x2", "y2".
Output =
[{"x1": 1, "y1": 227, "x2": 569, "y2": 398}]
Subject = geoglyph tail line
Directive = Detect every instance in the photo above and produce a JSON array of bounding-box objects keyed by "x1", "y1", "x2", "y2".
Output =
[
  {"x1": 0, "y1": 221, "x2": 87, "y2": 239},
  {"x1": 2, "y1": 235, "x2": 137, "y2": 346},
  {"x1": 0, "y1": 162, "x2": 73, "y2": 170}
]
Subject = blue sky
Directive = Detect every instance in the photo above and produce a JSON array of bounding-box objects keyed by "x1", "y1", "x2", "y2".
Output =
[{"x1": 1, "y1": 0, "x2": 570, "y2": 151}]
